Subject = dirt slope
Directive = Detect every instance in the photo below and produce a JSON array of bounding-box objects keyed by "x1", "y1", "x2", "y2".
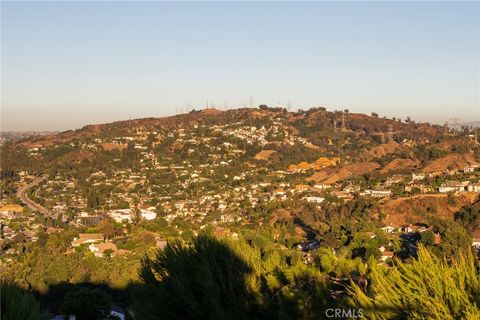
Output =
[
  {"x1": 382, "y1": 193, "x2": 479, "y2": 226},
  {"x1": 307, "y1": 162, "x2": 380, "y2": 184}
]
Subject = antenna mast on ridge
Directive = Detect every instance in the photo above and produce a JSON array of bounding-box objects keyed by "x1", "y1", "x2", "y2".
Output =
[{"x1": 449, "y1": 117, "x2": 460, "y2": 135}]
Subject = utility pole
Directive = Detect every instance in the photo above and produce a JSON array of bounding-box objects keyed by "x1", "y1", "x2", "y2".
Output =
[
  {"x1": 341, "y1": 111, "x2": 346, "y2": 132},
  {"x1": 250, "y1": 96, "x2": 254, "y2": 108}
]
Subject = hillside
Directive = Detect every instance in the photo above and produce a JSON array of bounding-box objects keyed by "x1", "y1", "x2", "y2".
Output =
[{"x1": 0, "y1": 107, "x2": 451, "y2": 172}]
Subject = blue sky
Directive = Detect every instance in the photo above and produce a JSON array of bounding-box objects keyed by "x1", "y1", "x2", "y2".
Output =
[{"x1": 1, "y1": 1, "x2": 479, "y2": 131}]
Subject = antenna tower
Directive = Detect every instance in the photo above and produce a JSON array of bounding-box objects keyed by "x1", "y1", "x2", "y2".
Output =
[{"x1": 449, "y1": 117, "x2": 460, "y2": 134}]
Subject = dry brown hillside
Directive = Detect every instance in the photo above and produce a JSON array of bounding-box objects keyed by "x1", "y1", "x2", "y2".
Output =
[
  {"x1": 365, "y1": 142, "x2": 402, "y2": 158},
  {"x1": 382, "y1": 193, "x2": 479, "y2": 226},
  {"x1": 307, "y1": 161, "x2": 380, "y2": 184},
  {"x1": 422, "y1": 153, "x2": 478, "y2": 174},
  {"x1": 381, "y1": 158, "x2": 420, "y2": 174}
]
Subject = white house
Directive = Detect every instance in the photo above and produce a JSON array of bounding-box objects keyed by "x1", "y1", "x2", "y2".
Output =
[
  {"x1": 304, "y1": 196, "x2": 324, "y2": 204},
  {"x1": 467, "y1": 183, "x2": 480, "y2": 193},
  {"x1": 108, "y1": 209, "x2": 132, "y2": 223},
  {"x1": 472, "y1": 238, "x2": 480, "y2": 250},
  {"x1": 140, "y1": 209, "x2": 157, "y2": 220},
  {"x1": 464, "y1": 165, "x2": 479, "y2": 173},
  {"x1": 412, "y1": 173, "x2": 426, "y2": 181},
  {"x1": 381, "y1": 226, "x2": 397, "y2": 234},
  {"x1": 439, "y1": 181, "x2": 467, "y2": 193},
  {"x1": 360, "y1": 190, "x2": 392, "y2": 198},
  {"x1": 314, "y1": 183, "x2": 331, "y2": 190}
]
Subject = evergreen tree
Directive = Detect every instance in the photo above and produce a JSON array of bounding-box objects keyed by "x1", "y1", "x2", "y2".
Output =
[
  {"x1": 350, "y1": 245, "x2": 480, "y2": 319},
  {"x1": 133, "y1": 234, "x2": 255, "y2": 320},
  {"x1": 0, "y1": 281, "x2": 46, "y2": 320}
]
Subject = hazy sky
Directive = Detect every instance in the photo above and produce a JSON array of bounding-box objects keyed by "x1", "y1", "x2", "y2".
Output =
[{"x1": 1, "y1": 1, "x2": 479, "y2": 131}]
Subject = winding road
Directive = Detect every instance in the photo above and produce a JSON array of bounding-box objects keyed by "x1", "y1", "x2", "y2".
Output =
[{"x1": 16, "y1": 175, "x2": 52, "y2": 217}]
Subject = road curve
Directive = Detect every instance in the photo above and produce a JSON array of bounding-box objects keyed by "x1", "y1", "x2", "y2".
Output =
[{"x1": 16, "y1": 175, "x2": 52, "y2": 217}]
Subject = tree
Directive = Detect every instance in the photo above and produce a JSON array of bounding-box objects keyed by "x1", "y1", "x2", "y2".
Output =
[
  {"x1": 133, "y1": 235, "x2": 255, "y2": 320},
  {"x1": 420, "y1": 230, "x2": 435, "y2": 247},
  {"x1": 0, "y1": 281, "x2": 46, "y2": 320},
  {"x1": 98, "y1": 218, "x2": 120, "y2": 240},
  {"x1": 60, "y1": 287, "x2": 111, "y2": 320},
  {"x1": 87, "y1": 189, "x2": 100, "y2": 209},
  {"x1": 350, "y1": 245, "x2": 480, "y2": 319}
]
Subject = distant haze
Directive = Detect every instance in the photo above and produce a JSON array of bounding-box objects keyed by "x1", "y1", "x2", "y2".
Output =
[{"x1": 1, "y1": 1, "x2": 479, "y2": 131}]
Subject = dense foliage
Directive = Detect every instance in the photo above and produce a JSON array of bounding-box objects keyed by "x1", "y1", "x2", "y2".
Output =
[
  {"x1": 0, "y1": 281, "x2": 45, "y2": 320},
  {"x1": 351, "y1": 245, "x2": 480, "y2": 319}
]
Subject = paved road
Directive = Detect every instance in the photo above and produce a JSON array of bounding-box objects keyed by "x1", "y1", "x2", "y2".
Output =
[{"x1": 16, "y1": 175, "x2": 52, "y2": 217}]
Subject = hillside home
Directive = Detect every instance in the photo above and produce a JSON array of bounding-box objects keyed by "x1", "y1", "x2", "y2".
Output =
[
  {"x1": 314, "y1": 183, "x2": 331, "y2": 190},
  {"x1": 412, "y1": 172, "x2": 426, "y2": 181},
  {"x1": 467, "y1": 183, "x2": 480, "y2": 193},
  {"x1": 405, "y1": 182, "x2": 432, "y2": 194},
  {"x1": 71, "y1": 233, "x2": 103, "y2": 247},
  {"x1": 381, "y1": 225, "x2": 397, "y2": 233},
  {"x1": 343, "y1": 184, "x2": 360, "y2": 194},
  {"x1": 304, "y1": 196, "x2": 324, "y2": 204},
  {"x1": 464, "y1": 165, "x2": 479, "y2": 173},
  {"x1": 88, "y1": 242, "x2": 127, "y2": 257},
  {"x1": 438, "y1": 181, "x2": 467, "y2": 193},
  {"x1": 385, "y1": 175, "x2": 403, "y2": 186},
  {"x1": 472, "y1": 238, "x2": 480, "y2": 250},
  {"x1": 108, "y1": 209, "x2": 132, "y2": 223},
  {"x1": 381, "y1": 251, "x2": 394, "y2": 262},
  {"x1": 140, "y1": 209, "x2": 157, "y2": 220},
  {"x1": 295, "y1": 184, "x2": 311, "y2": 192},
  {"x1": 360, "y1": 190, "x2": 392, "y2": 198}
]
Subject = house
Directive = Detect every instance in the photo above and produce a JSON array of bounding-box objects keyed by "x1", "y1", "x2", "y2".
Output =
[
  {"x1": 385, "y1": 175, "x2": 403, "y2": 187},
  {"x1": 438, "y1": 181, "x2": 467, "y2": 193},
  {"x1": 360, "y1": 190, "x2": 392, "y2": 198},
  {"x1": 381, "y1": 251, "x2": 394, "y2": 262},
  {"x1": 108, "y1": 209, "x2": 133, "y2": 223},
  {"x1": 140, "y1": 209, "x2": 157, "y2": 220},
  {"x1": 343, "y1": 184, "x2": 360, "y2": 194},
  {"x1": 401, "y1": 225, "x2": 428, "y2": 233},
  {"x1": 405, "y1": 182, "x2": 432, "y2": 194},
  {"x1": 88, "y1": 242, "x2": 128, "y2": 257},
  {"x1": 304, "y1": 196, "x2": 324, "y2": 204},
  {"x1": 296, "y1": 240, "x2": 320, "y2": 252},
  {"x1": 313, "y1": 183, "x2": 331, "y2": 190},
  {"x1": 381, "y1": 225, "x2": 397, "y2": 234},
  {"x1": 467, "y1": 183, "x2": 480, "y2": 193},
  {"x1": 295, "y1": 184, "x2": 311, "y2": 192},
  {"x1": 472, "y1": 238, "x2": 480, "y2": 250},
  {"x1": 411, "y1": 172, "x2": 425, "y2": 181},
  {"x1": 71, "y1": 234, "x2": 103, "y2": 247},
  {"x1": 464, "y1": 165, "x2": 479, "y2": 173}
]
